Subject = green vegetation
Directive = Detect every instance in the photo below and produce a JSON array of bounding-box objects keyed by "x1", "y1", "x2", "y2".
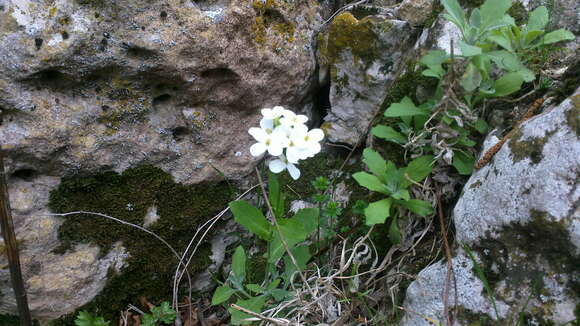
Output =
[{"x1": 48, "y1": 165, "x2": 231, "y2": 324}]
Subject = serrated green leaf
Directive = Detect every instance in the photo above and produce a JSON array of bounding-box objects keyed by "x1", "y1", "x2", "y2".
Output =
[
  {"x1": 75, "y1": 311, "x2": 110, "y2": 326},
  {"x1": 229, "y1": 201, "x2": 271, "y2": 240},
  {"x1": 453, "y1": 151, "x2": 475, "y2": 175},
  {"x1": 151, "y1": 302, "x2": 176, "y2": 324},
  {"x1": 353, "y1": 172, "x2": 388, "y2": 194},
  {"x1": 232, "y1": 246, "x2": 247, "y2": 282},
  {"x1": 364, "y1": 199, "x2": 392, "y2": 225},
  {"x1": 459, "y1": 40, "x2": 482, "y2": 56},
  {"x1": 402, "y1": 199, "x2": 435, "y2": 217},
  {"x1": 212, "y1": 286, "x2": 237, "y2": 305},
  {"x1": 384, "y1": 97, "x2": 428, "y2": 117},
  {"x1": 401, "y1": 155, "x2": 434, "y2": 187},
  {"x1": 229, "y1": 296, "x2": 267, "y2": 325},
  {"x1": 371, "y1": 125, "x2": 407, "y2": 144},
  {"x1": 491, "y1": 72, "x2": 524, "y2": 97},
  {"x1": 542, "y1": 29, "x2": 575, "y2": 44},
  {"x1": 527, "y1": 6, "x2": 548, "y2": 31},
  {"x1": 362, "y1": 148, "x2": 387, "y2": 180},
  {"x1": 141, "y1": 314, "x2": 156, "y2": 326}
]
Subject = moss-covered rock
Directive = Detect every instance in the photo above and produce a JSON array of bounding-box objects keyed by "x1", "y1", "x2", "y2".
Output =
[{"x1": 47, "y1": 165, "x2": 232, "y2": 325}]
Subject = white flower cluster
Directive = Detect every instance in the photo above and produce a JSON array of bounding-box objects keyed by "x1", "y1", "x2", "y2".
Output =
[{"x1": 249, "y1": 106, "x2": 324, "y2": 180}]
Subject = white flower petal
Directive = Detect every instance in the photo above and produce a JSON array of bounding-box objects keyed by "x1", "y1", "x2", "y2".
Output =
[
  {"x1": 282, "y1": 109, "x2": 296, "y2": 119},
  {"x1": 286, "y1": 147, "x2": 302, "y2": 163},
  {"x1": 308, "y1": 129, "x2": 325, "y2": 142},
  {"x1": 287, "y1": 163, "x2": 301, "y2": 180},
  {"x1": 250, "y1": 143, "x2": 267, "y2": 157},
  {"x1": 249, "y1": 127, "x2": 268, "y2": 142},
  {"x1": 269, "y1": 159, "x2": 286, "y2": 173},
  {"x1": 296, "y1": 115, "x2": 309, "y2": 124},
  {"x1": 272, "y1": 106, "x2": 285, "y2": 117},
  {"x1": 268, "y1": 142, "x2": 283, "y2": 156},
  {"x1": 261, "y1": 108, "x2": 274, "y2": 119},
  {"x1": 307, "y1": 141, "x2": 321, "y2": 155},
  {"x1": 260, "y1": 118, "x2": 274, "y2": 130}
]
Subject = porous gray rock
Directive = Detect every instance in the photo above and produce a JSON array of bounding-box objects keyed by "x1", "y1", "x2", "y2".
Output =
[
  {"x1": 318, "y1": 12, "x2": 416, "y2": 146},
  {"x1": 395, "y1": 0, "x2": 434, "y2": 27},
  {"x1": 401, "y1": 88, "x2": 580, "y2": 325},
  {"x1": 0, "y1": 0, "x2": 320, "y2": 321}
]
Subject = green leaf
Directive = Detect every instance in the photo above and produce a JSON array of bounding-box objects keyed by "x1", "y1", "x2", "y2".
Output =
[
  {"x1": 391, "y1": 189, "x2": 410, "y2": 201},
  {"x1": 542, "y1": 29, "x2": 575, "y2": 44},
  {"x1": 453, "y1": 151, "x2": 475, "y2": 175},
  {"x1": 229, "y1": 296, "x2": 267, "y2": 325},
  {"x1": 268, "y1": 217, "x2": 313, "y2": 263},
  {"x1": 420, "y1": 50, "x2": 449, "y2": 66},
  {"x1": 469, "y1": 8, "x2": 482, "y2": 28},
  {"x1": 212, "y1": 286, "x2": 237, "y2": 305},
  {"x1": 229, "y1": 201, "x2": 271, "y2": 240},
  {"x1": 488, "y1": 30, "x2": 514, "y2": 52},
  {"x1": 362, "y1": 148, "x2": 387, "y2": 180},
  {"x1": 292, "y1": 208, "x2": 319, "y2": 235},
  {"x1": 480, "y1": 0, "x2": 511, "y2": 27},
  {"x1": 487, "y1": 51, "x2": 535, "y2": 82},
  {"x1": 384, "y1": 97, "x2": 428, "y2": 117},
  {"x1": 141, "y1": 314, "x2": 156, "y2": 326},
  {"x1": 283, "y1": 246, "x2": 311, "y2": 283},
  {"x1": 461, "y1": 62, "x2": 482, "y2": 92},
  {"x1": 232, "y1": 246, "x2": 247, "y2": 282},
  {"x1": 441, "y1": 0, "x2": 467, "y2": 30},
  {"x1": 371, "y1": 125, "x2": 407, "y2": 144},
  {"x1": 353, "y1": 172, "x2": 388, "y2": 194},
  {"x1": 388, "y1": 215, "x2": 401, "y2": 244},
  {"x1": 364, "y1": 199, "x2": 392, "y2": 225},
  {"x1": 151, "y1": 302, "x2": 177, "y2": 324},
  {"x1": 491, "y1": 72, "x2": 524, "y2": 97},
  {"x1": 526, "y1": 6, "x2": 548, "y2": 31},
  {"x1": 268, "y1": 172, "x2": 285, "y2": 219},
  {"x1": 459, "y1": 40, "x2": 482, "y2": 56},
  {"x1": 75, "y1": 311, "x2": 110, "y2": 326},
  {"x1": 267, "y1": 278, "x2": 281, "y2": 290},
  {"x1": 245, "y1": 284, "x2": 265, "y2": 293},
  {"x1": 401, "y1": 155, "x2": 434, "y2": 188},
  {"x1": 524, "y1": 30, "x2": 544, "y2": 45},
  {"x1": 402, "y1": 199, "x2": 435, "y2": 217},
  {"x1": 473, "y1": 119, "x2": 488, "y2": 134}
]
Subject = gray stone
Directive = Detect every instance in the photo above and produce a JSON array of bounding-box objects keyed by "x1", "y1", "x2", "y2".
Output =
[
  {"x1": 0, "y1": 0, "x2": 321, "y2": 320},
  {"x1": 401, "y1": 89, "x2": 580, "y2": 325},
  {"x1": 318, "y1": 13, "x2": 416, "y2": 146},
  {"x1": 395, "y1": 0, "x2": 434, "y2": 27}
]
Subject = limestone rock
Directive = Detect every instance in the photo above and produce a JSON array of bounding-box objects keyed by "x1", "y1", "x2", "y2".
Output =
[
  {"x1": 395, "y1": 0, "x2": 434, "y2": 27},
  {"x1": 401, "y1": 88, "x2": 580, "y2": 325},
  {"x1": 318, "y1": 12, "x2": 416, "y2": 146},
  {"x1": 0, "y1": 0, "x2": 320, "y2": 321}
]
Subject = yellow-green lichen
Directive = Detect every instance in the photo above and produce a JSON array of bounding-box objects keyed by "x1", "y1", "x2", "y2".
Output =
[
  {"x1": 508, "y1": 128, "x2": 556, "y2": 164},
  {"x1": 48, "y1": 165, "x2": 232, "y2": 325},
  {"x1": 318, "y1": 12, "x2": 388, "y2": 67},
  {"x1": 251, "y1": 0, "x2": 296, "y2": 47}
]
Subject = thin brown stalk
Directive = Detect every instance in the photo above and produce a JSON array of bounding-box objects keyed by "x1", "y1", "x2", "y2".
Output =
[{"x1": 0, "y1": 146, "x2": 32, "y2": 325}]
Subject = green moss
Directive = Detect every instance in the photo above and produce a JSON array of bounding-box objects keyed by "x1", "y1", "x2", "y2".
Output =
[
  {"x1": 318, "y1": 12, "x2": 390, "y2": 67},
  {"x1": 47, "y1": 165, "x2": 232, "y2": 325},
  {"x1": 507, "y1": 1, "x2": 528, "y2": 26},
  {"x1": 508, "y1": 128, "x2": 556, "y2": 164}
]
